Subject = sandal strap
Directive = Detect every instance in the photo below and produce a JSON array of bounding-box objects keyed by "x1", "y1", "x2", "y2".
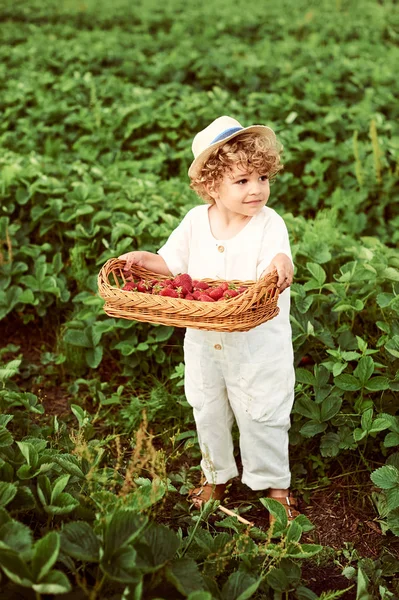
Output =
[{"x1": 188, "y1": 481, "x2": 226, "y2": 502}]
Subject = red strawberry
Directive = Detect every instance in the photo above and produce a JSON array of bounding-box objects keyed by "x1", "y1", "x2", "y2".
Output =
[
  {"x1": 185, "y1": 293, "x2": 194, "y2": 300},
  {"x1": 192, "y1": 290, "x2": 202, "y2": 300},
  {"x1": 199, "y1": 293, "x2": 215, "y2": 302},
  {"x1": 123, "y1": 282, "x2": 137, "y2": 291},
  {"x1": 238, "y1": 286, "x2": 248, "y2": 293},
  {"x1": 219, "y1": 282, "x2": 229, "y2": 292},
  {"x1": 194, "y1": 281, "x2": 209, "y2": 290},
  {"x1": 173, "y1": 274, "x2": 193, "y2": 291},
  {"x1": 160, "y1": 288, "x2": 179, "y2": 298},
  {"x1": 223, "y1": 289, "x2": 239, "y2": 299},
  {"x1": 209, "y1": 286, "x2": 224, "y2": 300},
  {"x1": 164, "y1": 279, "x2": 174, "y2": 286},
  {"x1": 137, "y1": 280, "x2": 150, "y2": 293}
]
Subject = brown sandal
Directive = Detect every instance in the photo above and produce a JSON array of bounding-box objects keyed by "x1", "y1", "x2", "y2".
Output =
[
  {"x1": 188, "y1": 480, "x2": 227, "y2": 509},
  {"x1": 268, "y1": 494, "x2": 300, "y2": 524}
]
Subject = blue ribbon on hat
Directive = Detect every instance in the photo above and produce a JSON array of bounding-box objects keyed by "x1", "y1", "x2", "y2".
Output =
[{"x1": 210, "y1": 127, "x2": 243, "y2": 145}]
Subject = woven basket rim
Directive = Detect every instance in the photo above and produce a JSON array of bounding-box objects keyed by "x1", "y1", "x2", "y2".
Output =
[{"x1": 97, "y1": 257, "x2": 280, "y2": 331}]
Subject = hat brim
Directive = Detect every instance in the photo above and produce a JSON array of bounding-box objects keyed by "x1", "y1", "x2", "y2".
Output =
[{"x1": 188, "y1": 125, "x2": 277, "y2": 179}]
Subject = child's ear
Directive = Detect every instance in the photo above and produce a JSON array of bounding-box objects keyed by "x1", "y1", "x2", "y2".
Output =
[{"x1": 205, "y1": 183, "x2": 218, "y2": 200}]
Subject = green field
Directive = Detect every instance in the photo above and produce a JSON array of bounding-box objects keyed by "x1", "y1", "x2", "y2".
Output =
[{"x1": 0, "y1": 0, "x2": 399, "y2": 597}]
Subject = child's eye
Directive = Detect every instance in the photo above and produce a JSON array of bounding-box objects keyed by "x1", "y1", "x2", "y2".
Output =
[
  {"x1": 260, "y1": 175, "x2": 269, "y2": 181},
  {"x1": 237, "y1": 179, "x2": 247, "y2": 185}
]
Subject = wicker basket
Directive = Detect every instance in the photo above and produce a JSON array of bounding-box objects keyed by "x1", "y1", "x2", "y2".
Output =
[{"x1": 98, "y1": 258, "x2": 280, "y2": 332}]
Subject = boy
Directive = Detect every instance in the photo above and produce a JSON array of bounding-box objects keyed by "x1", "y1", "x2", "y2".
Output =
[{"x1": 119, "y1": 116, "x2": 298, "y2": 520}]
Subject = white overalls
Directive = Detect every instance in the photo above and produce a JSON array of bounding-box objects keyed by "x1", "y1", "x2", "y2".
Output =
[{"x1": 158, "y1": 205, "x2": 295, "y2": 490}]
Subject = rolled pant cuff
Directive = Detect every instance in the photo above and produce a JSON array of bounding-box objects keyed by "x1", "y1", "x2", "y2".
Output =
[
  {"x1": 201, "y1": 463, "x2": 239, "y2": 485},
  {"x1": 242, "y1": 472, "x2": 291, "y2": 491}
]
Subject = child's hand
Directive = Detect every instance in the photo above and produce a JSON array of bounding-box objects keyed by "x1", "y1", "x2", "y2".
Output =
[
  {"x1": 118, "y1": 251, "x2": 146, "y2": 272},
  {"x1": 262, "y1": 253, "x2": 293, "y2": 292},
  {"x1": 118, "y1": 251, "x2": 171, "y2": 276}
]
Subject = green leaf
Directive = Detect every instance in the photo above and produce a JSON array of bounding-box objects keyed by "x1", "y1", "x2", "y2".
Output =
[
  {"x1": 286, "y1": 520, "x2": 302, "y2": 544},
  {"x1": 288, "y1": 543, "x2": 323, "y2": 559},
  {"x1": 103, "y1": 510, "x2": 147, "y2": 560},
  {"x1": 381, "y1": 267, "x2": 399, "y2": 281},
  {"x1": 16, "y1": 442, "x2": 38, "y2": 468},
  {"x1": 364, "y1": 376, "x2": 390, "y2": 391},
  {"x1": 259, "y1": 497, "x2": 287, "y2": 528},
  {"x1": 295, "y1": 368, "x2": 316, "y2": 385},
  {"x1": 32, "y1": 531, "x2": 60, "y2": 582},
  {"x1": 101, "y1": 546, "x2": 140, "y2": 583},
  {"x1": 53, "y1": 454, "x2": 85, "y2": 478},
  {"x1": 370, "y1": 416, "x2": 393, "y2": 434},
  {"x1": 320, "y1": 433, "x2": 340, "y2": 457},
  {"x1": 0, "y1": 426, "x2": 13, "y2": 448},
  {"x1": 64, "y1": 329, "x2": 92, "y2": 348},
  {"x1": 153, "y1": 325, "x2": 174, "y2": 342},
  {"x1": 166, "y1": 558, "x2": 205, "y2": 596},
  {"x1": 384, "y1": 432, "x2": 399, "y2": 448},
  {"x1": 86, "y1": 346, "x2": 103, "y2": 369},
  {"x1": 299, "y1": 421, "x2": 327, "y2": 438},
  {"x1": 334, "y1": 374, "x2": 361, "y2": 391},
  {"x1": 61, "y1": 521, "x2": 101, "y2": 562},
  {"x1": 0, "y1": 548, "x2": 33, "y2": 587},
  {"x1": 371, "y1": 466, "x2": 399, "y2": 490},
  {"x1": 320, "y1": 395, "x2": 342, "y2": 422},
  {"x1": 32, "y1": 570, "x2": 72, "y2": 594},
  {"x1": 354, "y1": 357, "x2": 374, "y2": 385},
  {"x1": 386, "y1": 488, "x2": 399, "y2": 512},
  {"x1": 294, "y1": 397, "x2": 320, "y2": 421},
  {"x1": 306, "y1": 263, "x2": 326, "y2": 286},
  {"x1": 0, "y1": 482, "x2": 17, "y2": 508},
  {"x1": 221, "y1": 571, "x2": 261, "y2": 600},
  {"x1": 385, "y1": 336, "x2": 399, "y2": 359},
  {"x1": 266, "y1": 567, "x2": 289, "y2": 592},
  {"x1": 50, "y1": 474, "x2": 70, "y2": 504},
  {"x1": 187, "y1": 593, "x2": 213, "y2": 600},
  {"x1": 137, "y1": 522, "x2": 180, "y2": 569},
  {"x1": 0, "y1": 521, "x2": 33, "y2": 555},
  {"x1": 356, "y1": 566, "x2": 371, "y2": 600},
  {"x1": 44, "y1": 492, "x2": 79, "y2": 515}
]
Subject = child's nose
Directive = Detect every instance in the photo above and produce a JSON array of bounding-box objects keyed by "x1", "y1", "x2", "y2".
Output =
[{"x1": 249, "y1": 180, "x2": 263, "y2": 195}]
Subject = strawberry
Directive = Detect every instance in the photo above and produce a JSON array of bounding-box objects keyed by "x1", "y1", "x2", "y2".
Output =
[
  {"x1": 193, "y1": 281, "x2": 209, "y2": 290},
  {"x1": 152, "y1": 284, "x2": 164, "y2": 295},
  {"x1": 238, "y1": 286, "x2": 248, "y2": 293},
  {"x1": 164, "y1": 279, "x2": 174, "y2": 286},
  {"x1": 209, "y1": 286, "x2": 224, "y2": 300},
  {"x1": 223, "y1": 289, "x2": 239, "y2": 299},
  {"x1": 199, "y1": 293, "x2": 215, "y2": 302},
  {"x1": 192, "y1": 290, "x2": 202, "y2": 300},
  {"x1": 137, "y1": 280, "x2": 150, "y2": 293},
  {"x1": 185, "y1": 293, "x2": 194, "y2": 300},
  {"x1": 123, "y1": 282, "x2": 137, "y2": 291},
  {"x1": 160, "y1": 287, "x2": 179, "y2": 298},
  {"x1": 173, "y1": 274, "x2": 193, "y2": 292}
]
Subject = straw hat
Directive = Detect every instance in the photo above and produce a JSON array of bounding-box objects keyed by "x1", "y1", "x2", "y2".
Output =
[{"x1": 188, "y1": 116, "x2": 276, "y2": 178}]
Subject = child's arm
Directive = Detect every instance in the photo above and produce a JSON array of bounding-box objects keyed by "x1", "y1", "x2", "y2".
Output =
[
  {"x1": 118, "y1": 251, "x2": 172, "y2": 276},
  {"x1": 261, "y1": 253, "x2": 293, "y2": 293}
]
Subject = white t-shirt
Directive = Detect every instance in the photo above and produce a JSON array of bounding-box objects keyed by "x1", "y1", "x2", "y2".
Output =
[{"x1": 158, "y1": 204, "x2": 292, "y2": 332}]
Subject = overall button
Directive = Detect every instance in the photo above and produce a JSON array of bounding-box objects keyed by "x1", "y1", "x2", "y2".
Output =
[
  {"x1": 217, "y1": 245, "x2": 225, "y2": 253},
  {"x1": 214, "y1": 344, "x2": 222, "y2": 350}
]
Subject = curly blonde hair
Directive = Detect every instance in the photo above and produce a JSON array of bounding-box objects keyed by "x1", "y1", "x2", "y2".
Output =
[{"x1": 190, "y1": 132, "x2": 283, "y2": 203}]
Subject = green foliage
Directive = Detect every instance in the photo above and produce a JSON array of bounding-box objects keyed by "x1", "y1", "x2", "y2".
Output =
[{"x1": 0, "y1": 0, "x2": 399, "y2": 597}]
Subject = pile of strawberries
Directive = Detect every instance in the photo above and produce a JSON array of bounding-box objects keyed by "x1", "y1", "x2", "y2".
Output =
[{"x1": 122, "y1": 273, "x2": 247, "y2": 302}]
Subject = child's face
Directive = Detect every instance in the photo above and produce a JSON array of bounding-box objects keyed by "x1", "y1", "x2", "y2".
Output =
[{"x1": 208, "y1": 164, "x2": 270, "y2": 218}]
